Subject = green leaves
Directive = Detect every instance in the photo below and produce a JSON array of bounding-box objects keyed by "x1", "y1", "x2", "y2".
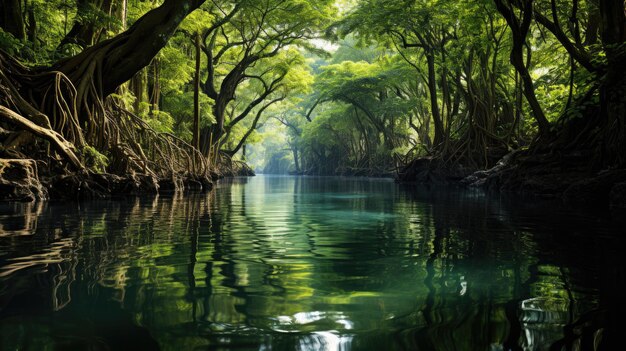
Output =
[
  {"x1": 179, "y1": 8, "x2": 214, "y2": 34},
  {"x1": 0, "y1": 30, "x2": 24, "y2": 56},
  {"x1": 81, "y1": 145, "x2": 109, "y2": 173},
  {"x1": 159, "y1": 46, "x2": 195, "y2": 94}
]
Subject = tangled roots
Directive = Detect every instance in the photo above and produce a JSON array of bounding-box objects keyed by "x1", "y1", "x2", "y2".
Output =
[{"x1": 0, "y1": 50, "x2": 211, "y2": 182}]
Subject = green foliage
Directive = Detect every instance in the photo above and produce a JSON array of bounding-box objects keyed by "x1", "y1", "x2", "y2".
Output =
[
  {"x1": 162, "y1": 91, "x2": 215, "y2": 138},
  {"x1": 81, "y1": 145, "x2": 109, "y2": 173},
  {"x1": 0, "y1": 30, "x2": 24, "y2": 55},
  {"x1": 536, "y1": 84, "x2": 570, "y2": 122},
  {"x1": 246, "y1": 122, "x2": 294, "y2": 173},
  {"x1": 158, "y1": 46, "x2": 195, "y2": 94},
  {"x1": 179, "y1": 8, "x2": 214, "y2": 34},
  {"x1": 145, "y1": 110, "x2": 176, "y2": 134},
  {"x1": 2, "y1": 0, "x2": 617, "y2": 175},
  {"x1": 109, "y1": 90, "x2": 137, "y2": 111}
]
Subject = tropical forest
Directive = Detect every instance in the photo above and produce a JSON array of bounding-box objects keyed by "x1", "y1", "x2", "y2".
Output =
[{"x1": 0, "y1": 0, "x2": 624, "y2": 350}]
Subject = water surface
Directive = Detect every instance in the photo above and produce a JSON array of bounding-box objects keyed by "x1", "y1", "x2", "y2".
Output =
[{"x1": 0, "y1": 175, "x2": 623, "y2": 350}]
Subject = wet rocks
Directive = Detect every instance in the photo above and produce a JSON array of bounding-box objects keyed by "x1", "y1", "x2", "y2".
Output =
[
  {"x1": 90, "y1": 173, "x2": 130, "y2": 195},
  {"x1": 1, "y1": 155, "x2": 216, "y2": 202},
  {"x1": 398, "y1": 157, "x2": 475, "y2": 183},
  {"x1": 159, "y1": 174, "x2": 214, "y2": 193},
  {"x1": 184, "y1": 175, "x2": 213, "y2": 192},
  {"x1": 44, "y1": 172, "x2": 212, "y2": 200},
  {"x1": 47, "y1": 173, "x2": 162, "y2": 200},
  {"x1": 46, "y1": 172, "x2": 113, "y2": 199},
  {"x1": 158, "y1": 176, "x2": 183, "y2": 193},
  {"x1": 462, "y1": 151, "x2": 518, "y2": 188},
  {"x1": 0, "y1": 159, "x2": 47, "y2": 201},
  {"x1": 461, "y1": 148, "x2": 626, "y2": 213}
]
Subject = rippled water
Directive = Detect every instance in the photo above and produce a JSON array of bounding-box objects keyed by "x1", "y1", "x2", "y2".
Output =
[{"x1": 0, "y1": 175, "x2": 624, "y2": 350}]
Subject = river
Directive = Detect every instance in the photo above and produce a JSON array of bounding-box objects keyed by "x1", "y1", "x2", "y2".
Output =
[{"x1": 0, "y1": 175, "x2": 623, "y2": 350}]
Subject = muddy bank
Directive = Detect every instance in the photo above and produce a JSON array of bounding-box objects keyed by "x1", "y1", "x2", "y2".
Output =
[
  {"x1": 398, "y1": 151, "x2": 626, "y2": 214},
  {"x1": 1, "y1": 158, "x2": 215, "y2": 202},
  {"x1": 468, "y1": 152, "x2": 626, "y2": 214}
]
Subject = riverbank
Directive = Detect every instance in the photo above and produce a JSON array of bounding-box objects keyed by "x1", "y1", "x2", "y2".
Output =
[
  {"x1": 4, "y1": 152, "x2": 626, "y2": 219},
  {"x1": 0, "y1": 158, "x2": 214, "y2": 201},
  {"x1": 397, "y1": 151, "x2": 626, "y2": 216}
]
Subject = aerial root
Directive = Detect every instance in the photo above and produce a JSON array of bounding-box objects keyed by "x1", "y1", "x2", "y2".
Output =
[
  {"x1": 0, "y1": 49, "x2": 211, "y2": 184},
  {"x1": 0, "y1": 106, "x2": 84, "y2": 170}
]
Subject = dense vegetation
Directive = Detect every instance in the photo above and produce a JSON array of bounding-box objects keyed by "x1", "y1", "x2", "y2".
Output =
[{"x1": 0, "y1": 0, "x2": 625, "y2": 202}]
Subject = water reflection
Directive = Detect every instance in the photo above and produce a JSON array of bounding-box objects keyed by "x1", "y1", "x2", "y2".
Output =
[{"x1": 0, "y1": 176, "x2": 623, "y2": 350}]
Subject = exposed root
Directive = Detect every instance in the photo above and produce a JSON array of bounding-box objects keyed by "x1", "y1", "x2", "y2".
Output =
[
  {"x1": 0, "y1": 49, "x2": 212, "y2": 199},
  {"x1": 0, "y1": 106, "x2": 83, "y2": 169},
  {"x1": 213, "y1": 152, "x2": 254, "y2": 177},
  {"x1": 106, "y1": 104, "x2": 210, "y2": 178}
]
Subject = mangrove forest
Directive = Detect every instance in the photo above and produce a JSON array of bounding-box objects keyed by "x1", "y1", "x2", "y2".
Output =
[{"x1": 0, "y1": 0, "x2": 625, "y2": 350}]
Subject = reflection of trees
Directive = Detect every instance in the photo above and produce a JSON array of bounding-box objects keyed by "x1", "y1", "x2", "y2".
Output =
[
  {"x1": 0, "y1": 202, "x2": 45, "y2": 237},
  {"x1": 1, "y1": 193, "x2": 218, "y2": 349},
  {"x1": 397, "y1": 185, "x2": 621, "y2": 350},
  {"x1": 0, "y1": 178, "x2": 622, "y2": 350}
]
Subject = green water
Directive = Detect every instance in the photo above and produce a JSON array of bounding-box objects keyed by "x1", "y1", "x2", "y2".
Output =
[{"x1": 0, "y1": 175, "x2": 623, "y2": 350}]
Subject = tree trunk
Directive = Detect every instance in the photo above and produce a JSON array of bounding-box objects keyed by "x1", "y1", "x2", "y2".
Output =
[
  {"x1": 293, "y1": 146, "x2": 300, "y2": 173},
  {"x1": 598, "y1": 0, "x2": 626, "y2": 166},
  {"x1": 25, "y1": 0, "x2": 37, "y2": 46},
  {"x1": 426, "y1": 52, "x2": 445, "y2": 147},
  {"x1": 131, "y1": 70, "x2": 146, "y2": 114},
  {"x1": 584, "y1": 0, "x2": 601, "y2": 45},
  {"x1": 1, "y1": 0, "x2": 26, "y2": 40},
  {"x1": 495, "y1": 0, "x2": 551, "y2": 134},
  {"x1": 192, "y1": 31, "x2": 201, "y2": 149},
  {"x1": 514, "y1": 53, "x2": 550, "y2": 134},
  {"x1": 59, "y1": 0, "x2": 115, "y2": 48},
  {"x1": 201, "y1": 70, "x2": 243, "y2": 155},
  {"x1": 148, "y1": 58, "x2": 161, "y2": 112},
  {"x1": 53, "y1": 0, "x2": 206, "y2": 97},
  {"x1": 599, "y1": 0, "x2": 625, "y2": 45},
  {"x1": 115, "y1": 0, "x2": 128, "y2": 31}
]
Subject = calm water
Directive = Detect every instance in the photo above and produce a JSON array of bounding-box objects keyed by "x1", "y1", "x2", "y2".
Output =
[{"x1": 0, "y1": 175, "x2": 624, "y2": 351}]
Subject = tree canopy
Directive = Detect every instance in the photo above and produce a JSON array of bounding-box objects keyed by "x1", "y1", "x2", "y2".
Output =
[{"x1": 0, "y1": 0, "x2": 624, "y2": 189}]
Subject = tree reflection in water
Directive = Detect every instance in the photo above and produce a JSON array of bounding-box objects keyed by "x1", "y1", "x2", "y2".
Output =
[{"x1": 0, "y1": 176, "x2": 623, "y2": 350}]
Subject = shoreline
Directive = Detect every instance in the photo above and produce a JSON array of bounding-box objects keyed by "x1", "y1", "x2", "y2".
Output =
[
  {"x1": 3, "y1": 157, "x2": 625, "y2": 221},
  {"x1": 0, "y1": 158, "x2": 215, "y2": 202}
]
